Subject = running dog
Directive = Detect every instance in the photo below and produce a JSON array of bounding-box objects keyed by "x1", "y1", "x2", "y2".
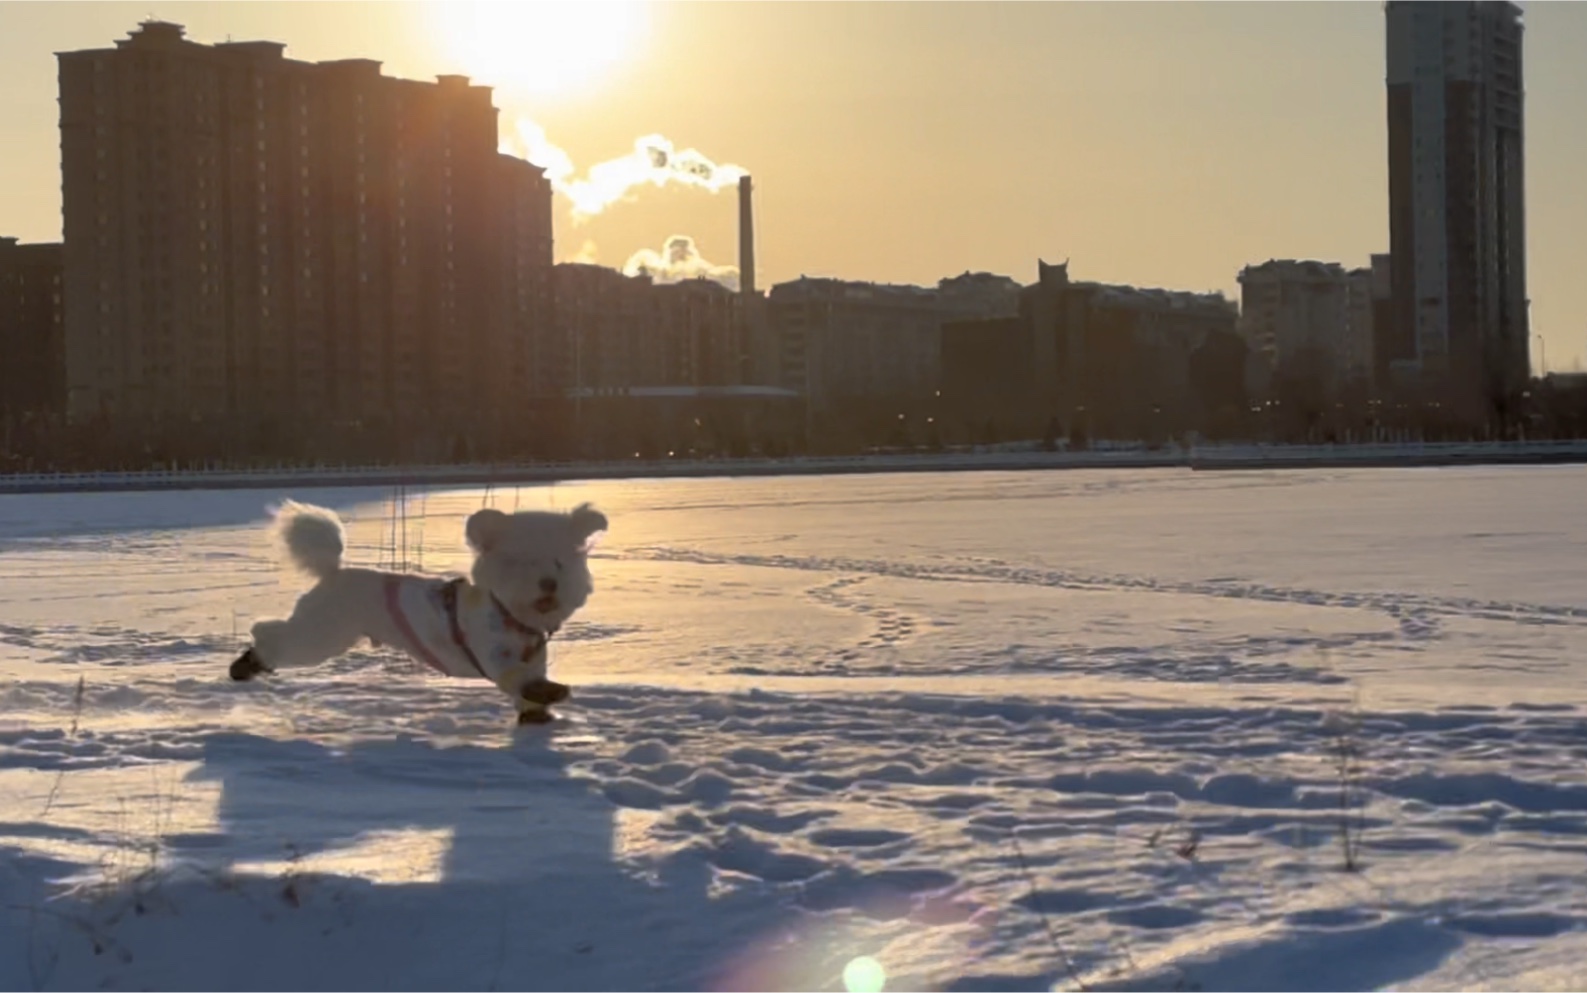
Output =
[{"x1": 229, "y1": 499, "x2": 608, "y2": 725}]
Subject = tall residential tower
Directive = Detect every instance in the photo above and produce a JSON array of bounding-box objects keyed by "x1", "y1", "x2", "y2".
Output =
[{"x1": 1385, "y1": 0, "x2": 1528, "y2": 418}]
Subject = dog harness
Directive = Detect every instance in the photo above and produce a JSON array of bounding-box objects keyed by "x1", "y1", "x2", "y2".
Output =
[{"x1": 382, "y1": 576, "x2": 553, "y2": 680}]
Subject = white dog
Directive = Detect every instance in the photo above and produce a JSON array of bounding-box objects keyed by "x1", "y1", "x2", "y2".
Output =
[{"x1": 229, "y1": 499, "x2": 608, "y2": 725}]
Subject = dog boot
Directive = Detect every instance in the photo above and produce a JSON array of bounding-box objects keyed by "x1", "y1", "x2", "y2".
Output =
[
  {"x1": 521, "y1": 678, "x2": 571, "y2": 706},
  {"x1": 229, "y1": 647, "x2": 273, "y2": 682}
]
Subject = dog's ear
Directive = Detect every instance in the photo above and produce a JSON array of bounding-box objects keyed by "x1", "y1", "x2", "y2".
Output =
[
  {"x1": 465, "y1": 508, "x2": 512, "y2": 552},
  {"x1": 568, "y1": 503, "x2": 608, "y2": 547}
]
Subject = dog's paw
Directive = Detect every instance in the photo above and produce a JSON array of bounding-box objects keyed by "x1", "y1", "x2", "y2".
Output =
[
  {"x1": 516, "y1": 706, "x2": 554, "y2": 727},
  {"x1": 521, "y1": 678, "x2": 571, "y2": 706},
  {"x1": 229, "y1": 648, "x2": 272, "y2": 682}
]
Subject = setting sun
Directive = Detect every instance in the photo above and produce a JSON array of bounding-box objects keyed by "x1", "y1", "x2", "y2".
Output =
[{"x1": 426, "y1": 0, "x2": 647, "y2": 98}]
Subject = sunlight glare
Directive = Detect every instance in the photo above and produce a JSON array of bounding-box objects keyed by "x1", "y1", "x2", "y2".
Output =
[
  {"x1": 843, "y1": 956, "x2": 887, "y2": 993},
  {"x1": 427, "y1": 1, "x2": 647, "y2": 98}
]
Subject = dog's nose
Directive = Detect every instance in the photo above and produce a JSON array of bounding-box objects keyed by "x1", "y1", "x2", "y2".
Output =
[{"x1": 539, "y1": 577, "x2": 558, "y2": 594}]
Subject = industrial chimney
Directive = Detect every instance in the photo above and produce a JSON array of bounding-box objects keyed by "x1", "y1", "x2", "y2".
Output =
[{"x1": 738, "y1": 174, "x2": 755, "y2": 298}]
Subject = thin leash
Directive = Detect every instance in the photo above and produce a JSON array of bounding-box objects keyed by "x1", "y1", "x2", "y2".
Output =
[{"x1": 413, "y1": 488, "x2": 429, "y2": 572}]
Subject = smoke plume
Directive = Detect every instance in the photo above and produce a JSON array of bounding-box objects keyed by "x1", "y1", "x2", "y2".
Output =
[
  {"x1": 502, "y1": 119, "x2": 747, "y2": 220},
  {"x1": 623, "y1": 236, "x2": 739, "y2": 291}
]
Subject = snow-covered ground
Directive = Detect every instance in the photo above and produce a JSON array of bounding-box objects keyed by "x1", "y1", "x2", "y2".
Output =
[{"x1": 3, "y1": 466, "x2": 1587, "y2": 991}]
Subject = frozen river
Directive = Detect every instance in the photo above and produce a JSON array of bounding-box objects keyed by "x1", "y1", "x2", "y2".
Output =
[{"x1": 2, "y1": 465, "x2": 1586, "y2": 991}]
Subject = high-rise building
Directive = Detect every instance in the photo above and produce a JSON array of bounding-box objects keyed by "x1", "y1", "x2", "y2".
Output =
[
  {"x1": 0, "y1": 238, "x2": 66, "y2": 419},
  {"x1": 767, "y1": 277, "x2": 943, "y2": 416},
  {"x1": 941, "y1": 261, "x2": 1241, "y2": 444},
  {"x1": 766, "y1": 272, "x2": 1020, "y2": 418},
  {"x1": 497, "y1": 155, "x2": 557, "y2": 400},
  {"x1": 1237, "y1": 259, "x2": 1363, "y2": 389},
  {"x1": 1385, "y1": 1, "x2": 1527, "y2": 410},
  {"x1": 552, "y1": 264, "x2": 744, "y2": 393},
  {"x1": 1343, "y1": 265, "x2": 1377, "y2": 390},
  {"x1": 57, "y1": 21, "x2": 554, "y2": 455},
  {"x1": 1367, "y1": 252, "x2": 1395, "y2": 380}
]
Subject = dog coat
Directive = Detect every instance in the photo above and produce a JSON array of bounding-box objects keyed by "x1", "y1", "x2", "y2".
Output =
[{"x1": 381, "y1": 575, "x2": 551, "y2": 685}]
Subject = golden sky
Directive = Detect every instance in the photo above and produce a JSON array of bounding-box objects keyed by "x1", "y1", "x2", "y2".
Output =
[{"x1": 2, "y1": 1, "x2": 1584, "y2": 371}]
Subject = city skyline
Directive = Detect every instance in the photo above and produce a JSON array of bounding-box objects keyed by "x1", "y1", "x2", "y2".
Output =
[{"x1": 2, "y1": 2, "x2": 1586, "y2": 373}]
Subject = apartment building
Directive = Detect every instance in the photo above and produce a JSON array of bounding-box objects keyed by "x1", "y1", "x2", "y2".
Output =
[
  {"x1": 57, "y1": 21, "x2": 554, "y2": 450},
  {"x1": 0, "y1": 238, "x2": 65, "y2": 419}
]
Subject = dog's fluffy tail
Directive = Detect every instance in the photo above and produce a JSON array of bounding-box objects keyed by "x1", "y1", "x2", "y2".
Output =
[{"x1": 271, "y1": 500, "x2": 345, "y2": 579}]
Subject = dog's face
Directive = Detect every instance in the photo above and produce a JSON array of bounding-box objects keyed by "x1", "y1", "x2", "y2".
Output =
[{"x1": 465, "y1": 503, "x2": 607, "y2": 631}]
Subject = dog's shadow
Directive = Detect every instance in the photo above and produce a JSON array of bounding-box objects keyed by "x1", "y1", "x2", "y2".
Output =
[
  {"x1": 182, "y1": 729, "x2": 607, "y2": 884},
  {"x1": 150, "y1": 729, "x2": 786, "y2": 991}
]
